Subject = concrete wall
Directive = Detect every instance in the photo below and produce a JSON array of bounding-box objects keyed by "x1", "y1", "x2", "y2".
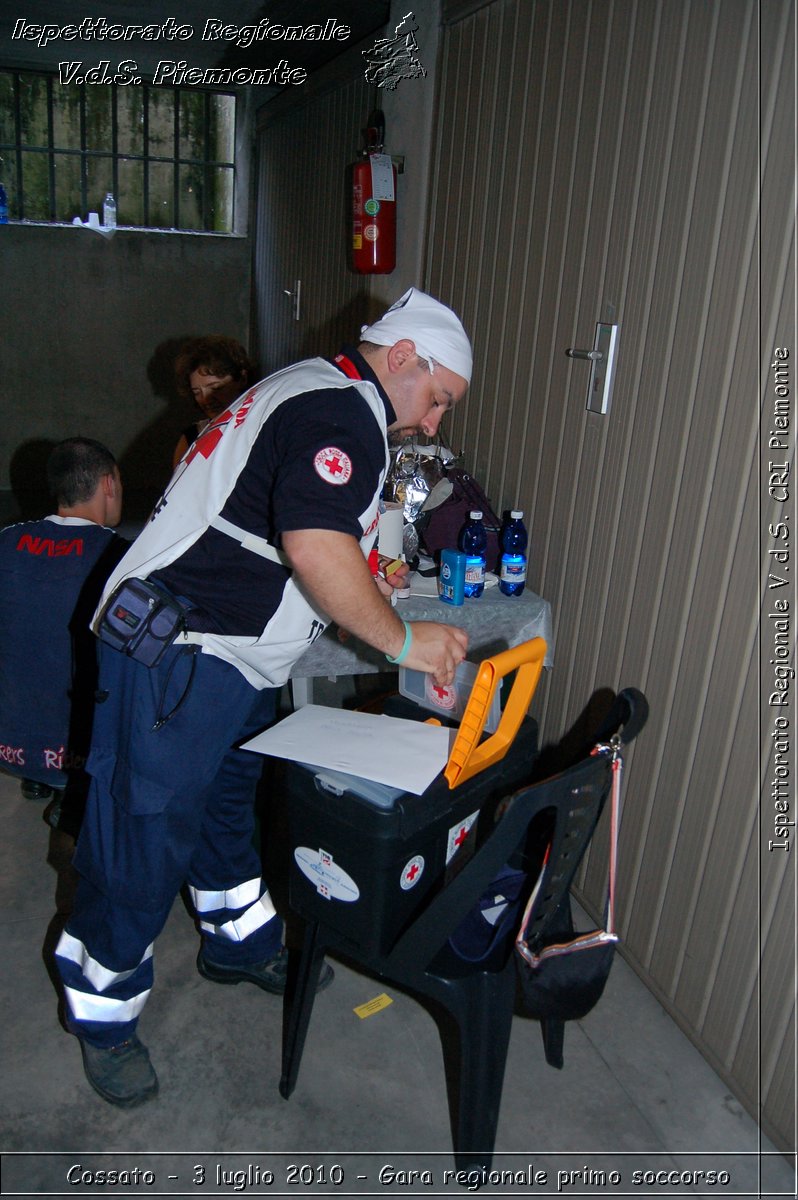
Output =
[
  {"x1": 374, "y1": 0, "x2": 442, "y2": 305},
  {"x1": 251, "y1": 0, "x2": 442, "y2": 372},
  {"x1": 0, "y1": 5, "x2": 431, "y2": 526},
  {"x1": 0, "y1": 224, "x2": 251, "y2": 522}
]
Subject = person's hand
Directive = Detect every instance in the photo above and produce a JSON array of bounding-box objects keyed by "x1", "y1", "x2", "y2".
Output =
[
  {"x1": 374, "y1": 556, "x2": 409, "y2": 598},
  {"x1": 403, "y1": 621, "x2": 468, "y2": 686},
  {"x1": 282, "y1": 529, "x2": 461, "y2": 679}
]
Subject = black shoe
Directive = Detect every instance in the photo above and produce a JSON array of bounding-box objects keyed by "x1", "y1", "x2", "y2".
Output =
[
  {"x1": 197, "y1": 945, "x2": 333, "y2": 995},
  {"x1": 21, "y1": 779, "x2": 53, "y2": 801},
  {"x1": 79, "y1": 1035, "x2": 159, "y2": 1108},
  {"x1": 43, "y1": 797, "x2": 62, "y2": 829}
]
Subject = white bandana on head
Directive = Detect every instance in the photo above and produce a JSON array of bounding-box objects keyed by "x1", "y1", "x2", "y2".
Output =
[{"x1": 360, "y1": 288, "x2": 472, "y2": 384}]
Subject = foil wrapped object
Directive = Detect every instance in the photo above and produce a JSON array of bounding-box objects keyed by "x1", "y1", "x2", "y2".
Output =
[
  {"x1": 383, "y1": 440, "x2": 460, "y2": 563},
  {"x1": 384, "y1": 440, "x2": 448, "y2": 523}
]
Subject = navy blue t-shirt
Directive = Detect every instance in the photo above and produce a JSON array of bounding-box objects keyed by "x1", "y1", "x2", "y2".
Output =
[{"x1": 156, "y1": 349, "x2": 394, "y2": 634}]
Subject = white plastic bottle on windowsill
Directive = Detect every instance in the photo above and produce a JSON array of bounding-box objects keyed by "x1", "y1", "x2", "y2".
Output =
[{"x1": 103, "y1": 193, "x2": 117, "y2": 229}]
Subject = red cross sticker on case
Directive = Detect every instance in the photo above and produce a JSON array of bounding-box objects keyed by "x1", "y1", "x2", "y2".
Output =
[
  {"x1": 400, "y1": 855, "x2": 425, "y2": 891},
  {"x1": 453, "y1": 824, "x2": 470, "y2": 848},
  {"x1": 446, "y1": 811, "x2": 479, "y2": 864},
  {"x1": 314, "y1": 446, "x2": 353, "y2": 485},
  {"x1": 426, "y1": 676, "x2": 457, "y2": 710}
]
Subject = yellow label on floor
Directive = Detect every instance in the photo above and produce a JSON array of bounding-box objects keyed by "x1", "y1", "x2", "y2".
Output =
[{"x1": 354, "y1": 993, "x2": 393, "y2": 1019}]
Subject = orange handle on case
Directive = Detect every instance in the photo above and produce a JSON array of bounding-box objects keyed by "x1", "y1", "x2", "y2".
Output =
[{"x1": 444, "y1": 637, "x2": 547, "y2": 789}]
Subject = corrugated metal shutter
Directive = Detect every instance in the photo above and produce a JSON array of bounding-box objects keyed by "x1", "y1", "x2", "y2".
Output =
[{"x1": 426, "y1": 0, "x2": 795, "y2": 1152}]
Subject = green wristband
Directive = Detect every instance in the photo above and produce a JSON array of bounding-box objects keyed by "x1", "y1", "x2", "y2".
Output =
[{"x1": 386, "y1": 620, "x2": 412, "y2": 665}]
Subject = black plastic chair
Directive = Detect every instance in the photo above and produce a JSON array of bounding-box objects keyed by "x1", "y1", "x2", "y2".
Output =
[{"x1": 280, "y1": 688, "x2": 648, "y2": 1175}]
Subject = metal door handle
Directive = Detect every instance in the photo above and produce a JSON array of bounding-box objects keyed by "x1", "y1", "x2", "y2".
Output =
[
  {"x1": 566, "y1": 323, "x2": 619, "y2": 415},
  {"x1": 283, "y1": 280, "x2": 301, "y2": 322}
]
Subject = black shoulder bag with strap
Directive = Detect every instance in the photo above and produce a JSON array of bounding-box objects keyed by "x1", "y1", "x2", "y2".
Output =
[{"x1": 513, "y1": 736, "x2": 624, "y2": 1023}]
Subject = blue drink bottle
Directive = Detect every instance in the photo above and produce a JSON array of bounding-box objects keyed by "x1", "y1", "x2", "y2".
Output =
[
  {"x1": 459, "y1": 510, "x2": 487, "y2": 598},
  {"x1": 499, "y1": 510, "x2": 527, "y2": 596}
]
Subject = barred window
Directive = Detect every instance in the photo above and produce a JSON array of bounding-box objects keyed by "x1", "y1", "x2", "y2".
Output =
[{"x1": 0, "y1": 69, "x2": 236, "y2": 232}]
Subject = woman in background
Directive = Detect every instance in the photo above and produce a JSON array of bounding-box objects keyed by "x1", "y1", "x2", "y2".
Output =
[{"x1": 172, "y1": 336, "x2": 254, "y2": 468}]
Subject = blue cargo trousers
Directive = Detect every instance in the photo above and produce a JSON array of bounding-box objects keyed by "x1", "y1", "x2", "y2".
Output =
[{"x1": 55, "y1": 641, "x2": 281, "y2": 1048}]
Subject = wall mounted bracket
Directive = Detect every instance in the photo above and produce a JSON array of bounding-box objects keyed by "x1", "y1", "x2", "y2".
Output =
[{"x1": 567, "y1": 322, "x2": 619, "y2": 415}]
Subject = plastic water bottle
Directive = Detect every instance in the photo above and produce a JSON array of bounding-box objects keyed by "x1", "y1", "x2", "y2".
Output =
[
  {"x1": 103, "y1": 192, "x2": 117, "y2": 229},
  {"x1": 459, "y1": 511, "x2": 487, "y2": 598},
  {"x1": 499, "y1": 510, "x2": 528, "y2": 597},
  {"x1": 0, "y1": 182, "x2": 8, "y2": 224}
]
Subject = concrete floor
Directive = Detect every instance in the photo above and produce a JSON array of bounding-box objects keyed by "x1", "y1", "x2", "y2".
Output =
[{"x1": 0, "y1": 762, "x2": 794, "y2": 1199}]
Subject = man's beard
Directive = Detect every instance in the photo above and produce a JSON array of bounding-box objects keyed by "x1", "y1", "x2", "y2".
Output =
[{"x1": 388, "y1": 428, "x2": 417, "y2": 446}]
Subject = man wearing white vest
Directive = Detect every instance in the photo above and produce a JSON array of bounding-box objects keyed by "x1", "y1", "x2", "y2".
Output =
[{"x1": 55, "y1": 289, "x2": 471, "y2": 1108}]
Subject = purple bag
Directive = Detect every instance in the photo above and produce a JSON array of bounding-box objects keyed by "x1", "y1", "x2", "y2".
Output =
[{"x1": 419, "y1": 467, "x2": 502, "y2": 569}]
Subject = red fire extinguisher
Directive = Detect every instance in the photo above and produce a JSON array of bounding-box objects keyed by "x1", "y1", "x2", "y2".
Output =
[{"x1": 351, "y1": 111, "x2": 397, "y2": 274}]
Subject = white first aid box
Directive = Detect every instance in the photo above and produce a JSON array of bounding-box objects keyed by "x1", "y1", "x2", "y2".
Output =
[{"x1": 399, "y1": 660, "x2": 502, "y2": 733}]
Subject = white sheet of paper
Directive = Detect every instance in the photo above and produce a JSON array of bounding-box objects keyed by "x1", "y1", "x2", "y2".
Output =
[{"x1": 242, "y1": 704, "x2": 454, "y2": 795}]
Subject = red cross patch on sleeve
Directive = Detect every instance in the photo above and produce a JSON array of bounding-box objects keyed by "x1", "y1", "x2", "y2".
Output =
[{"x1": 313, "y1": 447, "x2": 353, "y2": 485}]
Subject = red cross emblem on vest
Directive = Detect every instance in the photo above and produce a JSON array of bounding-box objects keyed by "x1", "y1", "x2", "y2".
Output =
[{"x1": 314, "y1": 446, "x2": 353, "y2": 486}]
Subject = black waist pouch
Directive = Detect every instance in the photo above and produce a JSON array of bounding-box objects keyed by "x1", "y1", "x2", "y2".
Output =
[{"x1": 96, "y1": 577, "x2": 194, "y2": 668}]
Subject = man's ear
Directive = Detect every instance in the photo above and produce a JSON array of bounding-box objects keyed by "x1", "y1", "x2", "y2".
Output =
[
  {"x1": 385, "y1": 339, "x2": 417, "y2": 373},
  {"x1": 101, "y1": 471, "x2": 121, "y2": 503}
]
